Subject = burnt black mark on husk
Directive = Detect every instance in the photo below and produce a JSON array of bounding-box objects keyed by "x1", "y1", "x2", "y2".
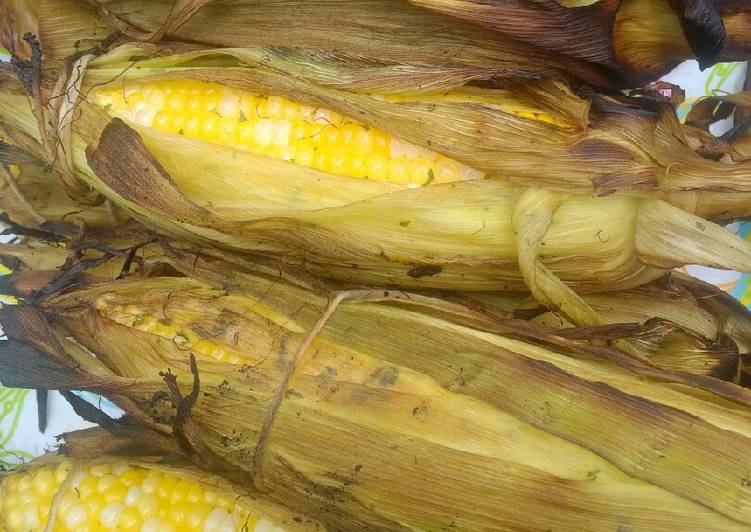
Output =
[
  {"x1": 669, "y1": 0, "x2": 726, "y2": 69},
  {"x1": 369, "y1": 366, "x2": 399, "y2": 386},
  {"x1": 407, "y1": 264, "x2": 442, "y2": 278}
]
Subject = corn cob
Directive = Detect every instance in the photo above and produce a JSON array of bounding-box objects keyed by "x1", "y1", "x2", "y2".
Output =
[
  {"x1": 92, "y1": 80, "x2": 485, "y2": 186},
  {"x1": 0, "y1": 455, "x2": 320, "y2": 532},
  {"x1": 5, "y1": 257, "x2": 751, "y2": 530}
]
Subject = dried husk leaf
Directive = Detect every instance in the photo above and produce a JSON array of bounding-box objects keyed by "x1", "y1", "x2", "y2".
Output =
[
  {"x1": 0, "y1": 161, "x2": 126, "y2": 228},
  {"x1": 68, "y1": 0, "x2": 621, "y2": 86},
  {"x1": 5, "y1": 260, "x2": 751, "y2": 530},
  {"x1": 409, "y1": 0, "x2": 750, "y2": 83}
]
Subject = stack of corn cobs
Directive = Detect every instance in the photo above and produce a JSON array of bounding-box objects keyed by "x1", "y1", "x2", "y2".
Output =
[{"x1": 3, "y1": 0, "x2": 751, "y2": 530}]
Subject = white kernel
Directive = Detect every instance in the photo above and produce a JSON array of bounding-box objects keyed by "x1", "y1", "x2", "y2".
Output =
[
  {"x1": 272, "y1": 120, "x2": 292, "y2": 147},
  {"x1": 404, "y1": 142, "x2": 420, "y2": 160},
  {"x1": 218, "y1": 515, "x2": 236, "y2": 532},
  {"x1": 135, "y1": 108, "x2": 157, "y2": 127},
  {"x1": 113, "y1": 463, "x2": 132, "y2": 476},
  {"x1": 203, "y1": 507, "x2": 230, "y2": 532},
  {"x1": 69, "y1": 471, "x2": 88, "y2": 488},
  {"x1": 417, "y1": 146, "x2": 438, "y2": 162},
  {"x1": 22, "y1": 506, "x2": 40, "y2": 529},
  {"x1": 125, "y1": 486, "x2": 142, "y2": 506},
  {"x1": 254, "y1": 518, "x2": 275, "y2": 532},
  {"x1": 218, "y1": 92, "x2": 241, "y2": 119},
  {"x1": 254, "y1": 119, "x2": 274, "y2": 146},
  {"x1": 390, "y1": 137, "x2": 405, "y2": 158},
  {"x1": 101, "y1": 502, "x2": 125, "y2": 528},
  {"x1": 461, "y1": 165, "x2": 485, "y2": 181},
  {"x1": 65, "y1": 504, "x2": 87, "y2": 529}
]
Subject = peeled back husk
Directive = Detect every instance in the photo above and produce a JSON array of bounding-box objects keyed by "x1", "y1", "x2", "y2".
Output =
[
  {"x1": 408, "y1": 0, "x2": 751, "y2": 79},
  {"x1": 5, "y1": 255, "x2": 751, "y2": 530},
  {"x1": 31, "y1": 0, "x2": 751, "y2": 89}
]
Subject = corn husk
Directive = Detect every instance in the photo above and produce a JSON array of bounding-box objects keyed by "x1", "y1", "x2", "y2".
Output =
[
  {"x1": 24, "y1": 0, "x2": 751, "y2": 89},
  {"x1": 2, "y1": 48, "x2": 751, "y2": 310},
  {"x1": 5, "y1": 252, "x2": 751, "y2": 530},
  {"x1": 2, "y1": 229, "x2": 748, "y2": 382},
  {"x1": 0, "y1": 160, "x2": 127, "y2": 229},
  {"x1": 2, "y1": 446, "x2": 324, "y2": 531},
  {"x1": 411, "y1": 0, "x2": 750, "y2": 76}
]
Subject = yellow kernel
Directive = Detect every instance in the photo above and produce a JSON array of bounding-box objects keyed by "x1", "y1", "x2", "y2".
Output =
[
  {"x1": 339, "y1": 124, "x2": 360, "y2": 147},
  {"x1": 119, "y1": 469, "x2": 145, "y2": 487},
  {"x1": 118, "y1": 506, "x2": 142, "y2": 531},
  {"x1": 280, "y1": 144, "x2": 296, "y2": 161},
  {"x1": 186, "y1": 484, "x2": 204, "y2": 504},
  {"x1": 141, "y1": 476, "x2": 160, "y2": 495},
  {"x1": 291, "y1": 120, "x2": 311, "y2": 142},
  {"x1": 365, "y1": 154, "x2": 388, "y2": 180},
  {"x1": 168, "y1": 480, "x2": 191, "y2": 505},
  {"x1": 294, "y1": 146, "x2": 315, "y2": 167},
  {"x1": 410, "y1": 159, "x2": 433, "y2": 185},
  {"x1": 349, "y1": 154, "x2": 367, "y2": 179},
  {"x1": 165, "y1": 93, "x2": 186, "y2": 112},
  {"x1": 183, "y1": 115, "x2": 201, "y2": 138},
  {"x1": 204, "y1": 88, "x2": 221, "y2": 112},
  {"x1": 185, "y1": 95, "x2": 203, "y2": 113},
  {"x1": 265, "y1": 95, "x2": 286, "y2": 117},
  {"x1": 327, "y1": 152, "x2": 348, "y2": 175},
  {"x1": 136, "y1": 493, "x2": 159, "y2": 519},
  {"x1": 387, "y1": 158, "x2": 410, "y2": 184},
  {"x1": 31, "y1": 469, "x2": 56, "y2": 497},
  {"x1": 156, "y1": 476, "x2": 178, "y2": 499},
  {"x1": 237, "y1": 121, "x2": 256, "y2": 147},
  {"x1": 184, "y1": 502, "x2": 211, "y2": 531},
  {"x1": 77, "y1": 475, "x2": 99, "y2": 498},
  {"x1": 85, "y1": 498, "x2": 105, "y2": 520},
  {"x1": 239, "y1": 94, "x2": 259, "y2": 119},
  {"x1": 97, "y1": 474, "x2": 118, "y2": 493},
  {"x1": 103, "y1": 483, "x2": 128, "y2": 504},
  {"x1": 17, "y1": 473, "x2": 32, "y2": 492},
  {"x1": 282, "y1": 100, "x2": 300, "y2": 121},
  {"x1": 372, "y1": 130, "x2": 390, "y2": 157},
  {"x1": 166, "y1": 501, "x2": 191, "y2": 526},
  {"x1": 199, "y1": 113, "x2": 220, "y2": 141},
  {"x1": 312, "y1": 152, "x2": 328, "y2": 171},
  {"x1": 320, "y1": 126, "x2": 341, "y2": 147},
  {"x1": 217, "y1": 119, "x2": 238, "y2": 146},
  {"x1": 153, "y1": 112, "x2": 171, "y2": 131},
  {"x1": 354, "y1": 127, "x2": 374, "y2": 153}
]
